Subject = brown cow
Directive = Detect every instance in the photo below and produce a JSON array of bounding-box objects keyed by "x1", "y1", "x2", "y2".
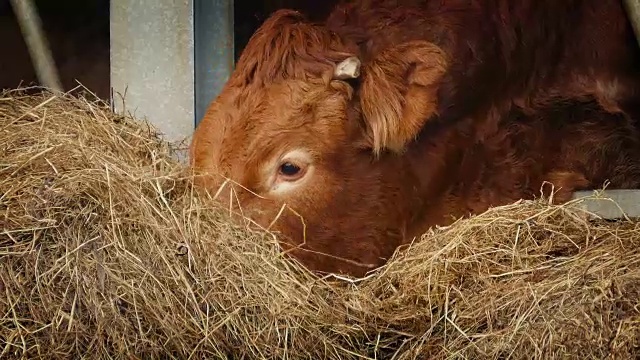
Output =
[
  {"x1": 190, "y1": 7, "x2": 640, "y2": 277},
  {"x1": 323, "y1": 0, "x2": 640, "y2": 154}
]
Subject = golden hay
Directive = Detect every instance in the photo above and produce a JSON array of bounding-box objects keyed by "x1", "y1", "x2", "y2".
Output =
[{"x1": 1, "y1": 88, "x2": 639, "y2": 359}]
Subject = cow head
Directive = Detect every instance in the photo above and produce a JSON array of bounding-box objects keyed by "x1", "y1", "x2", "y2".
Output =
[{"x1": 190, "y1": 9, "x2": 448, "y2": 277}]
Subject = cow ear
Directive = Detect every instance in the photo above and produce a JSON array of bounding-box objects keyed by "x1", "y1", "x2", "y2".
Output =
[{"x1": 358, "y1": 41, "x2": 448, "y2": 155}]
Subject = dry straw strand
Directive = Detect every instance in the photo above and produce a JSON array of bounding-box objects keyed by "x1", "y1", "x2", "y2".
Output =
[{"x1": 1, "y1": 87, "x2": 639, "y2": 359}]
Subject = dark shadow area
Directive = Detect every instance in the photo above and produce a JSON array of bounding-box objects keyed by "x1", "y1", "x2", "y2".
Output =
[
  {"x1": 234, "y1": 0, "x2": 339, "y2": 62},
  {"x1": 0, "y1": 0, "x2": 338, "y2": 100},
  {"x1": 0, "y1": 0, "x2": 111, "y2": 99}
]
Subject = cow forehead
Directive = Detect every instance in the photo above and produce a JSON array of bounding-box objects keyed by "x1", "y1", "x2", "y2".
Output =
[
  {"x1": 213, "y1": 79, "x2": 355, "y2": 165},
  {"x1": 228, "y1": 79, "x2": 353, "y2": 137}
]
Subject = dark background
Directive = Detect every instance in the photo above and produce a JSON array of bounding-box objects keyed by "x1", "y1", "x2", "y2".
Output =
[{"x1": 0, "y1": 0, "x2": 338, "y2": 100}]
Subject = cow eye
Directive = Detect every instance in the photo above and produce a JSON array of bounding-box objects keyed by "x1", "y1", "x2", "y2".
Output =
[{"x1": 279, "y1": 162, "x2": 301, "y2": 177}]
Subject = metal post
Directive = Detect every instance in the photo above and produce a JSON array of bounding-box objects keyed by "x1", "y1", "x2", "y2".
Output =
[
  {"x1": 572, "y1": 189, "x2": 640, "y2": 219},
  {"x1": 110, "y1": 0, "x2": 235, "y2": 155},
  {"x1": 110, "y1": 0, "x2": 196, "y2": 147},
  {"x1": 9, "y1": 0, "x2": 63, "y2": 92},
  {"x1": 194, "y1": 0, "x2": 235, "y2": 126},
  {"x1": 624, "y1": 0, "x2": 640, "y2": 48}
]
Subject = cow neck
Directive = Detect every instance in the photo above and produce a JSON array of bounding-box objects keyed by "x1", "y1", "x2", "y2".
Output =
[{"x1": 394, "y1": 117, "x2": 476, "y2": 241}]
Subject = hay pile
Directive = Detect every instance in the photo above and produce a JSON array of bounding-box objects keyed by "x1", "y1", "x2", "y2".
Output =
[{"x1": 1, "y1": 88, "x2": 639, "y2": 359}]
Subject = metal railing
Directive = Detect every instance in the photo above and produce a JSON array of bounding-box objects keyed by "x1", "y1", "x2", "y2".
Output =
[{"x1": 9, "y1": 0, "x2": 62, "y2": 92}]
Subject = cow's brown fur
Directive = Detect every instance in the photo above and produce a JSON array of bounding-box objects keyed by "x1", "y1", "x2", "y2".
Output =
[
  {"x1": 191, "y1": 6, "x2": 640, "y2": 277},
  {"x1": 326, "y1": 0, "x2": 640, "y2": 153}
]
